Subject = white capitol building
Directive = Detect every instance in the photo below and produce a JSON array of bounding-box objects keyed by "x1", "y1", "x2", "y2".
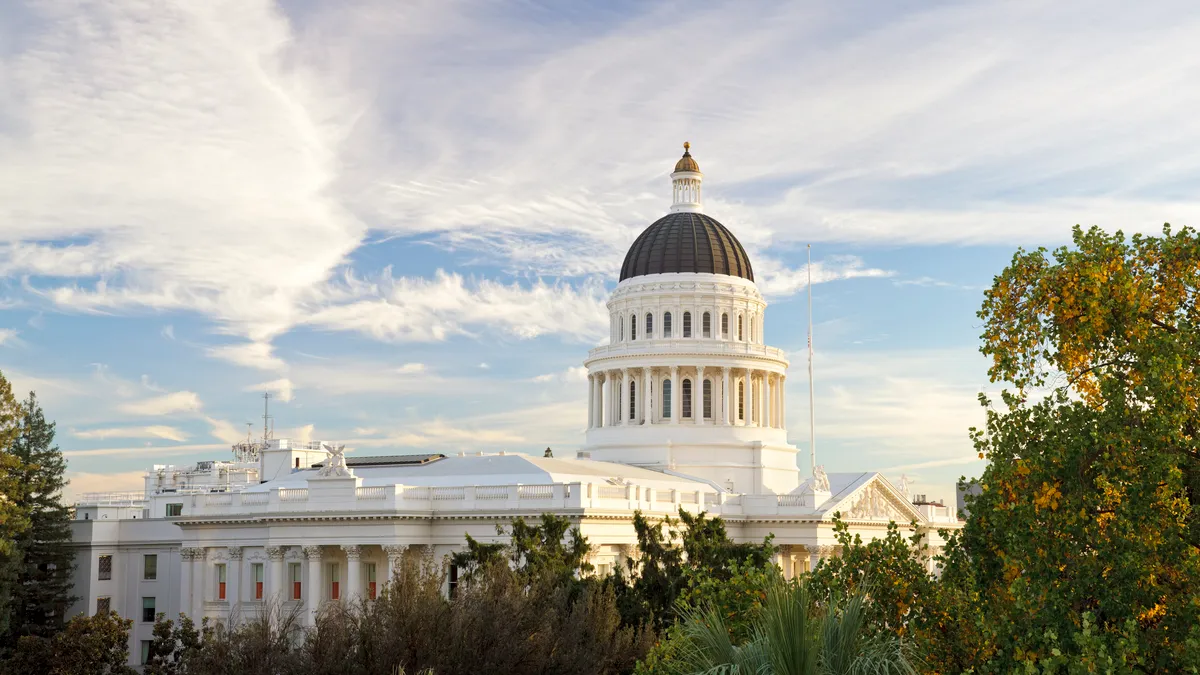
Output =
[{"x1": 69, "y1": 145, "x2": 960, "y2": 666}]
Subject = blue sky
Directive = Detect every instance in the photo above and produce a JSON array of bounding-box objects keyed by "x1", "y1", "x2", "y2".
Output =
[{"x1": 3, "y1": 0, "x2": 1199, "y2": 501}]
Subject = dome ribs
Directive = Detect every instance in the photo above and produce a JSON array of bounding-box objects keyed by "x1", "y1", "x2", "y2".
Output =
[{"x1": 618, "y1": 212, "x2": 753, "y2": 282}]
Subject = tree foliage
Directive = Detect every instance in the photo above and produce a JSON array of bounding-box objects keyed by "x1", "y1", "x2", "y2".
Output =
[
  {"x1": 2, "y1": 611, "x2": 136, "y2": 675},
  {"x1": 451, "y1": 512, "x2": 594, "y2": 588},
  {"x1": 0, "y1": 371, "x2": 27, "y2": 643}
]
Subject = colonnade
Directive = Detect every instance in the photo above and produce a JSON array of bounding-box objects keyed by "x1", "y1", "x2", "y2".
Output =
[
  {"x1": 178, "y1": 544, "x2": 414, "y2": 625},
  {"x1": 587, "y1": 367, "x2": 786, "y2": 429}
]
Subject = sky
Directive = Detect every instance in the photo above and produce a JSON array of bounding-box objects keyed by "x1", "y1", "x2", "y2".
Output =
[{"x1": 3, "y1": 0, "x2": 1199, "y2": 502}]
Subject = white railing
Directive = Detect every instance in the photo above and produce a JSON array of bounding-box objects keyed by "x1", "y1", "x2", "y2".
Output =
[
  {"x1": 355, "y1": 486, "x2": 388, "y2": 500},
  {"x1": 76, "y1": 491, "x2": 147, "y2": 505},
  {"x1": 279, "y1": 488, "x2": 308, "y2": 502},
  {"x1": 240, "y1": 492, "x2": 269, "y2": 505},
  {"x1": 704, "y1": 493, "x2": 721, "y2": 506},
  {"x1": 518, "y1": 485, "x2": 553, "y2": 500},
  {"x1": 475, "y1": 485, "x2": 509, "y2": 500},
  {"x1": 680, "y1": 491, "x2": 698, "y2": 504},
  {"x1": 430, "y1": 487, "x2": 465, "y2": 501},
  {"x1": 587, "y1": 340, "x2": 787, "y2": 361},
  {"x1": 656, "y1": 491, "x2": 674, "y2": 503},
  {"x1": 401, "y1": 486, "x2": 430, "y2": 500},
  {"x1": 205, "y1": 494, "x2": 233, "y2": 506},
  {"x1": 597, "y1": 486, "x2": 626, "y2": 499},
  {"x1": 777, "y1": 494, "x2": 809, "y2": 507}
]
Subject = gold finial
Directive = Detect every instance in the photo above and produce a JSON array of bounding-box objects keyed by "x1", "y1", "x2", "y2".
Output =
[{"x1": 683, "y1": 141, "x2": 690, "y2": 152}]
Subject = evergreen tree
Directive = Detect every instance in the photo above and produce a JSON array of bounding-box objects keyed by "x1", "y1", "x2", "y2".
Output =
[
  {"x1": 0, "y1": 371, "x2": 28, "y2": 642},
  {"x1": 3, "y1": 393, "x2": 77, "y2": 646}
]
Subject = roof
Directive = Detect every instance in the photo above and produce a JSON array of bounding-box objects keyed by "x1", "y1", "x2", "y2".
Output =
[
  {"x1": 674, "y1": 143, "x2": 700, "y2": 173},
  {"x1": 620, "y1": 212, "x2": 754, "y2": 281},
  {"x1": 312, "y1": 454, "x2": 444, "y2": 468}
]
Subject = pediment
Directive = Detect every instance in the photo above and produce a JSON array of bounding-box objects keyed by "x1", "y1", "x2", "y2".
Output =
[{"x1": 822, "y1": 473, "x2": 925, "y2": 524}]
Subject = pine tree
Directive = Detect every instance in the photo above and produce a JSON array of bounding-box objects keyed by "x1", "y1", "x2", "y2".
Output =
[
  {"x1": 0, "y1": 371, "x2": 28, "y2": 642},
  {"x1": 3, "y1": 392, "x2": 77, "y2": 645}
]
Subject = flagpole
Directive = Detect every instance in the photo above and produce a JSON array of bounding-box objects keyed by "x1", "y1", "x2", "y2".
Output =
[{"x1": 807, "y1": 244, "x2": 816, "y2": 477}]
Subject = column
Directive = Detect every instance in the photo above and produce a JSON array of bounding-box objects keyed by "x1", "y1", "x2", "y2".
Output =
[
  {"x1": 179, "y1": 548, "x2": 195, "y2": 620},
  {"x1": 602, "y1": 373, "x2": 610, "y2": 426},
  {"x1": 587, "y1": 375, "x2": 594, "y2": 428},
  {"x1": 193, "y1": 548, "x2": 207, "y2": 620},
  {"x1": 765, "y1": 375, "x2": 773, "y2": 429},
  {"x1": 747, "y1": 370, "x2": 756, "y2": 426},
  {"x1": 267, "y1": 546, "x2": 286, "y2": 603},
  {"x1": 781, "y1": 375, "x2": 787, "y2": 429},
  {"x1": 722, "y1": 367, "x2": 731, "y2": 425},
  {"x1": 643, "y1": 368, "x2": 653, "y2": 425},
  {"x1": 343, "y1": 545, "x2": 363, "y2": 602},
  {"x1": 303, "y1": 545, "x2": 322, "y2": 623},
  {"x1": 620, "y1": 368, "x2": 630, "y2": 425},
  {"x1": 670, "y1": 366, "x2": 680, "y2": 424},
  {"x1": 696, "y1": 366, "x2": 706, "y2": 425},
  {"x1": 227, "y1": 547, "x2": 243, "y2": 612},
  {"x1": 383, "y1": 545, "x2": 406, "y2": 589}
]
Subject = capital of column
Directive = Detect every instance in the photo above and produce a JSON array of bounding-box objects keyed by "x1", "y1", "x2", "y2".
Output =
[
  {"x1": 266, "y1": 546, "x2": 286, "y2": 562},
  {"x1": 382, "y1": 544, "x2": 406, "y2": 561},
  {"x1": 341, "y1": 545, "x2": 363, "y2": 560},
  {"x1": 227, "y1": 546, "x2": 244, "y2": 561},
  {"x1": 302, "y1": 545, "x2": 324, "y2": 561},
  {"x1": 181, "y1": 547, "x2": 204, "y2": 561}
]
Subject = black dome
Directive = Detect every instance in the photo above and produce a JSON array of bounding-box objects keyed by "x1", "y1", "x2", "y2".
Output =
[{"x1": 620, "y1": 212, "x2": 754, "y2": 282}]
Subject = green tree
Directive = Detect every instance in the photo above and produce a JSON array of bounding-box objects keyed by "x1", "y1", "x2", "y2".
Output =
[
  {"x1": 0, "y1": 371, "x2": 28, "y2": 643},
  {"x1": 3, "y1": 393, "x2": 77, "y2": 644},
  {"x1": 958, "y1": 224, "x2": 1200, "y2": 671},
  {"x1": 145, "y1": 613, "x2": 203, "y2": 675},
  {"x1": 3, "y1": 610, "x2": 136, "y2": 675},
  {"x1": 452, "y1": 512, "x2": 593, "y2": 586},
  {"x1": 660, "y1": 579, "x2": 916, "y2": 675}
]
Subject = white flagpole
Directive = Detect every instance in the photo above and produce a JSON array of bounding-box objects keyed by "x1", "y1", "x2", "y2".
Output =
[{"x1": 807, "y1": 244, "x2": 816, "y2": 477}]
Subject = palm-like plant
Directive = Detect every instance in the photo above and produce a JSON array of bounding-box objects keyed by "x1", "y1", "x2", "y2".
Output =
[{"x1": 673, "y1": 579, "x2": 917, "y2": 675}]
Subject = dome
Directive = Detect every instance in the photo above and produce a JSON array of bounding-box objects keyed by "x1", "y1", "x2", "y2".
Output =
[
  {"x1": 620, "y1": 212, "x2": 754, "y2": 282},
  {"x1": 674, "y1": 142, "x2": 700, "y2": 173}
]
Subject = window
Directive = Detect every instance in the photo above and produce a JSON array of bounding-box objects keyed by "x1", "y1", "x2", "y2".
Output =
[
  {"x1": 295, "y1": 457, "x2": 300, "y2": 469},
  {"x1": 619, "y1": 316, "x2": 624, "y2": 341},
  {"x1": 629, "y1": 380, "x2": 637, "y2": 420},
  {"x1": 141, "y1": 640, "x2": 151, "y2": 666},
  {"x1": 663, "y1": 312, "x2": 672, "y2": 337},
  {"x1": 703, "y1": 380, "x2": 713, "y2": 418},
  {"x1": 367, "y1": 563, "x2": 377, "y2": 600},
  {"x1": 702, "y1": 312, "x2": 711, "y2": 337},
  {"x1": 750, "y1": 314, "x2": 755, "y2": 342},
  {"x1": 330, "y1": 563, "x2": 340, "y2": 600},
  {"x1": 645, "y1": 313, "x2": 653, "y2": 337},
  {"x1": 290, "y1": 562, "x2": 302, "y2": 600},
  {"x1": 682, "y1": 379, "x2": 693, "y2": 418},
  {"x1": 662, "y1": 379, "x2": 672, "y2": 418},
  {"x1": 216, "y1": 564, "x2": 227, "y2": 600},
  {"x1": 165, "y1": 503, "x2": 182, "y2": 517},
  {"x1": 142, "y1": 596, "x2": 156, "y2": 623},
  {"x1": 143, "y1": 554, "x2": 157, "y2": 580},
  {"x1": 722, "y1": 313, "x2": 729, "y2": 337},
  {"x1": 98, "y1": 555, "x2": 112, "y2": 581},
  {"x1": 448, "y1": 564, "x2": 460, "y2": 598},
  {"x1": 683, "y1": 311, "x2": 692, "y2": 338},
  {"x1": 738, "y1": 315, "x2": 744, "y2": 341},
  {"x1": 96, "y1": 597, "x2": 111, "y2": 615},
  {"x1": 253, "y1": 563, "x2": 264, "y2": 600},
  {"x1": 738, "y1": 381, "x2": 745, "y2": 420},
  {"x1": 630, "y1": 314, "x2": 637, "y2": 340}
]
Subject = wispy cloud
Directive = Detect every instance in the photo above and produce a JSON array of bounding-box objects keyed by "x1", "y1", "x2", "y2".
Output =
[
  {"x1": 73, "y1": 425, "x2": 189, "y2": 442},
  {"x1": 118, "y1": 391, "x2": 203, "y2": 416}
]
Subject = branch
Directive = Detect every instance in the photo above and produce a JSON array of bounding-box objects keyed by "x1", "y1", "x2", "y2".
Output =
[{"x1": 1149, "y1": 316, "x2": 1179, "y2": 334}]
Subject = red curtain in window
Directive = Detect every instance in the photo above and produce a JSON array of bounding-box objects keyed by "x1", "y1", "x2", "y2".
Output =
[
  {"x1": 331, "y1": 582, "x2": 340, "y2": 600},
  {"x1": 293, "y1": 582, "x2": 301, "y2": 600},
  {"x1": 369, "y1": 582, "x2": 377, "y2": 600},
  {"x1": 218, "y1": 582, "x2": 226, "y2": 600},
  {"x1": 255, "y1": 582, "x2": 263, "y2": 600}
]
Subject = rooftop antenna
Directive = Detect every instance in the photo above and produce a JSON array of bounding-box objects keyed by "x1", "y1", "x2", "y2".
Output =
[
  {"x1": 262, "y1": 392, "x2": 273, "y2": 441},
  {"x1": 807, "y1": 244, "x2": 817, "y2": 477}
]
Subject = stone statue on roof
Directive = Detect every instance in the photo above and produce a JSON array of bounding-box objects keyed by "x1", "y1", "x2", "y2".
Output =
[
  {"x1": 813, "y1": 465, "x2": 830, "y2": 493},
  {"x1": 317, "y1": 442, "x2": 352, "y2": 478}
]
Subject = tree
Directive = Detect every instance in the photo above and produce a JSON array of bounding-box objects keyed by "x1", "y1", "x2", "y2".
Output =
[
  {"x1": 451, "y1": 512, "x2": 593, "y2": 586},
  {"x1": 0, "y1": 371, "x2": 28, "y2": 643},
  {"x1": 659, "y1": 579, "x2": 916, "y2": 675},
  {"x1": 3, "y1": 610, "x2": 136, "y2": 675},
  {"x1": 144, "y1": 613, "x2": 203, "y2": 675},
  {"x1": 958, "y1": 224, "x2": 1200, "y2": 671},
  {"x1": 3, "y1": 393, "x2": 76, "y2": 644},
  {"x1": 612, "y1": 509, "x2": 775, "y2": 632}
]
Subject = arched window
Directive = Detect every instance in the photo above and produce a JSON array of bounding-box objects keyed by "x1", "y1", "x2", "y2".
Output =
[
  {"x1": 738, "y1": 315, "x2": 744, "y2": 341},
  {"x1": 703, "y1": 380, "x2": 712, "y2": 418},
  {"x1": 721, "y1": 313, "x2": 729, "y2": 337},
  {"x1": 645, "y1": 313, "x2": 653, "y2": 337},
  {"x1": 630, "y1": 314, "x2": 637, "y2": 340},
  {"x1": 702, "y1": 312, "x2": 711, "y2": 337},
  {"x1": 664, "y1": 312, "x2": 673, "y2": 337},
  {"x1": 738, "y1": 381, "x2": 745, "y2": 420},
  {"x1": 629, "y1": 380, "x2": 637, "y2": 421},
  {"x1": 683, "y1": 312, "x2": 692, "y2": 338},
  {"x1": 662, "y1": 379, "x2": 672, "y2": 418},
  {"x1": 682, "y1": 379, "x2": 693, "y2": 418}
]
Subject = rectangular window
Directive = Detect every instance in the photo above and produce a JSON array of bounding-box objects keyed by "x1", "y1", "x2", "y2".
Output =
[
  {"x1": 738, "y1": 381, "x2": 745, "y2": 420},
  {"x1": 664, "y1": 312, "x2": 672, "y2": 337},
  {"x1": 645, "y1": 313, "x2": 653, "y2": 337},
  {"x1": 703, "y1": 380, "x2": 712, "y2": 419},
  {"x1": 253, "y1": 563, "x2": 264, "y2": 600},
  {"x1": 216, "y1": 564, "x2": 226, "y2": 601},
  {"x1": 166, "y1": 503, "x2": 183, "y2": 517},
  {"x1": 448, "y1": 564, "x2": 459, "y2": 598},
  {"x1": 661, "y1": 379, "x2": 672, "y2": 418},
  {"x1": 367, "y1": 563, "x2": 377, "y2": 600},
  {"x1": 630, "y1": 315, "x2": 636, "y2": 340},
  {"x1": 330, "y1": 563, "x2": 340, "y2": 600},
  {"x1": 96, "y1": 596, "x2": 111, "y2": 615},
  {"x1": 682, "y1": 379, "x2": 693, "y2": 418},
  {"x1": 98, "y1": 554, "x2": 112, "y2": 581},
  {"x1": 629, "y1": 381, "x2": 637, "y2": 421},
  {"x1": 721, "y1": 313, "x2": 729, "y2": 337},
  {"x1": 683, "y1": 312, "x2": 692, "y2": 338},
  {"x1": 290, "y1": 563, "x2": 302, "y2": 600},
  {"x1": 702, "y1": 312, "x2": 711, "y2": 337},
  {"x1": 141, "y1": 640, "x2": 151, "y2": 666},
  {"x1": 143, "y1": 554, "x2": 157, "y2": 580},
  {"x1": 142, "y1": 596, "x2": 155, "y2": 623}
]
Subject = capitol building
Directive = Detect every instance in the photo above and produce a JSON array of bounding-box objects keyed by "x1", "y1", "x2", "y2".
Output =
[{"x1": 69, "y1": 145, "x2": 960, "y2": 664}]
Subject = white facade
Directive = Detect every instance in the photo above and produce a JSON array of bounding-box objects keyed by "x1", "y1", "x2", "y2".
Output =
[{"x1": 68, "y1": 146, "x2": 961, "y2": 668}]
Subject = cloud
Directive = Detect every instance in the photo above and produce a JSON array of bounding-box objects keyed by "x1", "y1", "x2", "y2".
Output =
[
  {"x1": 246, "y1": 378, "x2": 295, "y2": 402},
  {"x1": 118, "y1": 391, "x2": 203, "y2": 416},
  {"x1": 755, "y1": 256, "x2": 894, "y2": 297},
  {"x1": 205, "y1": 417, "x2": 248, "y2": 445},
  {"x1": 0, "y1": 329, "x2": 17, "y2": 346},
  {"x1": 395, "y1": 363, "x2": 425, "y2": 374},
  {"x1": 532, "y1": 366, "x2": 589, "y2": 383},
  {"x1": 73, "y1": 425, "x2": 189, "y2": 442},
  {"x1": 64, "y1": 470, "x2": 147, "y2": 503},
  {"x1": 208, "y1": 342, "x2": 287, "y2": 372},
  {"x1": 62, "y1": 444, "x2": 227, "y2": 459}
]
